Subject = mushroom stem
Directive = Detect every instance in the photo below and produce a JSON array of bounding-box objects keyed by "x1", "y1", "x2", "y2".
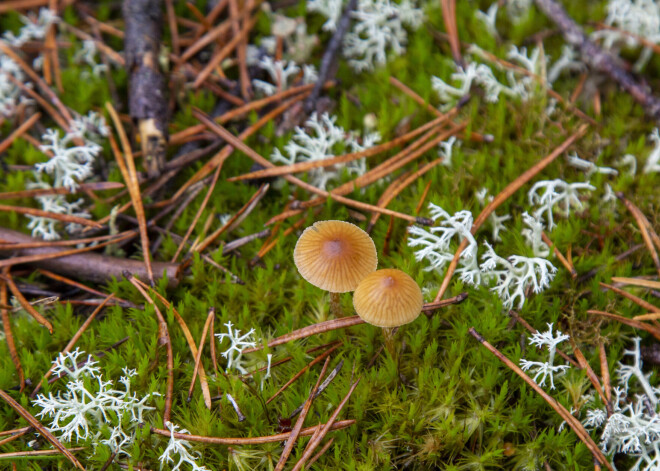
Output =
[
  {"x1": 382, "y1": 327, "x2": 398, "y2": 361},
  {"x1": 329, "y1": 292, "x2": 343, "y2": 318}
]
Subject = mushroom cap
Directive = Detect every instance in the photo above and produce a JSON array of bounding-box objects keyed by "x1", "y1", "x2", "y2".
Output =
[
  {"x1": 294, "y1": 220, "x2": 377, "y2": 293},
  {"x1": 353, "y1": 269, "x2": 423, "y2": 327}
]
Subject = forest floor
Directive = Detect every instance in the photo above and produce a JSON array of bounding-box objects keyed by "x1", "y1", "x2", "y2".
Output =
[{"x1": 0, "y1": 0, "x2": 659, "y2": 470}]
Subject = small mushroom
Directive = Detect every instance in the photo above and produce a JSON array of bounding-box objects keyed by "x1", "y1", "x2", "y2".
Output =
[
  {"x1": 294, "y1": 220, "x2": 377, "y2": 316},
  {"x1": 353, "y1": 268, "x2": 423, "y2": 358}
]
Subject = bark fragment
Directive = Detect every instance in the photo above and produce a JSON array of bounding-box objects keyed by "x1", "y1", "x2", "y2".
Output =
[{"x1": 123, "y1": 0, "x2": 169, "y2": 177}]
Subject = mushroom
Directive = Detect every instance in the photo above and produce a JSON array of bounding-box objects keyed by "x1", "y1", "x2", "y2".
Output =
[
  {"x1": 294, "y1": 220, "x2": 377, "y2": 317},
  {"x1": 353, "y1": 268, "x2": 423, "y2": 358}
]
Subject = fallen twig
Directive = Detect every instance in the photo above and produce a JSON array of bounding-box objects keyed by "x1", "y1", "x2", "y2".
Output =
[
  {"x1": 0, "y1": 228, "x2": 178, "y2": 287},
  {"x1": 123, "y1": 0, "x2": 168, "y2": 177},
  {"x1": 304, "y1": 0, "x2": 357, "y2": 113},
  {"x1": 534, "y1": 0, "x2": 660, "y2": 122}
]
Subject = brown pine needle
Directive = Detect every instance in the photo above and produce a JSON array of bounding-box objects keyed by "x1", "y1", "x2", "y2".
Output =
[
  {"x1": 172, "y1": 162, "x2": 224, "y2": 262},
  {"x1": 0, "y1": 280, "x2": 24, "y2": 391},
  {"x1": 193, "y1": 184, "x2": 269, "y2": 255},
  {"x1": 0, "y1": 204, "x2": 103, "y2": 229},
  {"x1": 433, "y1": 123, "x2": 589, "y2": 302},
  {"x1": 194, "y1": 110, "x2": 437, "y2": 224},
  {"x1": 611, "y1": 277, "x2": 660, "y2": 290},
  {"x1": 568, "y1": 337, "x2": 607, "y2": 405},
  {"x1": 0, "y1": 182, "x2": 123, "y2": 201},
  {"x1": 633, "y1": 312, "x2": 660, "y2": 321},
  {"x1": 542, "y1": 232, "x2": 577, "y2": 278},
  {"x1": 266, "y1": 343, "x2": 341, "y2": 404},
  {"x1": 389, "y1": 76, "x2": 446, "y2": 119},
  {"x1": 172, "y1": 95, "x2": 307, "y2": 199},
  {"x1": 275, "y1": 357, "x2": 331, "y2": 471},
  {"x1": 244, "y1": 317, "x2": 365, "y2": 353},
  {"x1": 187, "y1": 308, "x2": 215, "y2": 408},
  {"x1": 36, "y1": 269, "x2": 133, "y2": 307},
  {"x1": 126, "y1": 275, "x2": 173, "y2": 425},
  {"x1": 600, "y1": 282, "x2": 659, "y2": 312},
  {"x1": 3, "y1": 269, "x2": 53, "y2": 333},
  {"x1": 169, "y1": 82, "x2": 319, "y2": 145},
  {"x1": 0, "y1": 112, "x2": 41, "y2": 155},
  {"x1": 228, "y1": 114, "x2": 452, "y2": 181},
  {"x1": 165, "y1": 0, "x2": 180, "y2": 55},
  {"x1": 177, "y1": 21, "x2": 232, "y2": 64},
  {"x1": 0, "y1": 428, "x2": 30, "y2": 447},
  {"x1": 588, "y1": 309, "x2": 660, "y2": 342},
  {"x1": 598, "y1": 341, "x2": 612, "y2": 405},
  {"x1": 245, "y1": 297, "x2": 465, "y2": 353},
  {"x1": 0, "y1": 40, "x2": 73, "y2": 124},
  {"x1": 5, "y1": 74, "x2": 69, "y2": 130},
  {"x1": 0, "y1": 389, "x2": 86, "y2": 470},
  {"x1": 368, "y1": 158, "x2": 444, "y2": 230},
  {"x1": 616, "y1": 193, "x2": 660, "y2": 277},
  {"x1": 0, "y1": 0, "x2": 49, "y2": 13},
  {"x1": 0, "y1": 447, "x2": 86, "y2": 460},
  {"x1": 151, "y1": 419, "x2": 356, "y2": 445},
  {"x1": 468, "y1": 328, "x2": 612, "y2": 470},
  {"x1": 0, "y1": 426, "x2": 31, "y2": 437},
  {"x1": 291, "y1": 377, "x2": 361, "y2": 471},
  {"x1": 305, "y1": 437, "x2": 334, "y2": 469},
  {"x1": 128, "y1": 277, "x2": 212, "y2": 407},
  {"x1": 30, "y1": 294, "x2": 115, "y2": 398},
  {"x1": 193, "y1": 15, "x2": 258, "y2": 88},
  {"x1": 106, "y1": 103, "x2": 154, "y2": 284}
]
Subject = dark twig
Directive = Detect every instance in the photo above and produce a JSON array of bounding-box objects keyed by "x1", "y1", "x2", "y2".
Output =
[
  {"x1": 123, "y1": 0, "x2": 168, "y2": 177},
  {"x1": 534, "y1": 0, "x2": 660, "y2": 122},
  {"x1": 304, "y1": 0, "x2": 357, "y2": 113},
  {"x1": 0, "y1": 228, "x2": 179, "y2": 288}
]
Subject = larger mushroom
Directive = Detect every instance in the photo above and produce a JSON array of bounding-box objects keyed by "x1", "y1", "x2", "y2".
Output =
[
  {"x1": 353, "y1": 268, "x2": 423, "y2": 358},
  {"x1": 294, "y1": 220, "x2": 377, "y2": 316}
]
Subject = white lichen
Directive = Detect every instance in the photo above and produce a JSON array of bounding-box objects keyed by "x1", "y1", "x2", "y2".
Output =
[
  {"x1": 25, "y1": 112, "x2": 107, "y2": 240},
  {"x1": 215, "y1": 321, "x2": 257, "y2": 374},
  {"x1": 528, "y1": 179, "x2": 596, "y2": 230},
  {"x1": 519, "y1": 323, "x2": 571, "y2": 389},
  {"x1": 566, "y1": 152, "x2": 618, "y2": 177},
  {"x1": 3, "y1": 8, "x2": 59, "y2": 47},
  {"x1": 475, "y1": 188, "x2": 510, "y2": 242},
  {"x1": 159, "y1": 421, "x2": 210, "y2": 471},
  {"x1": 271, "y1": 112, "x2": 379, "y2": 190},
  {"x1": 480, "y1": 242, "x2": 557, "y2": 309},
  {"x1": 343, "y1": 0, "x2": 424, "y2": 71},
  {"x1": 521, "y1": 212, "x2": 549, "y2": 257},
  {"x1": 33, "y1": 349, "x2": 156, "y2": 457}
]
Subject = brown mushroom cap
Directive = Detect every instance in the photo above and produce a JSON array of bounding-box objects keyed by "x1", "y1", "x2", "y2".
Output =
[
  {"x1": 353, "y1": 269, "x2": 423, "y2": 327},
  {"x1": 294, "y1": 220, "x2": 377, "y2": 293}
]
